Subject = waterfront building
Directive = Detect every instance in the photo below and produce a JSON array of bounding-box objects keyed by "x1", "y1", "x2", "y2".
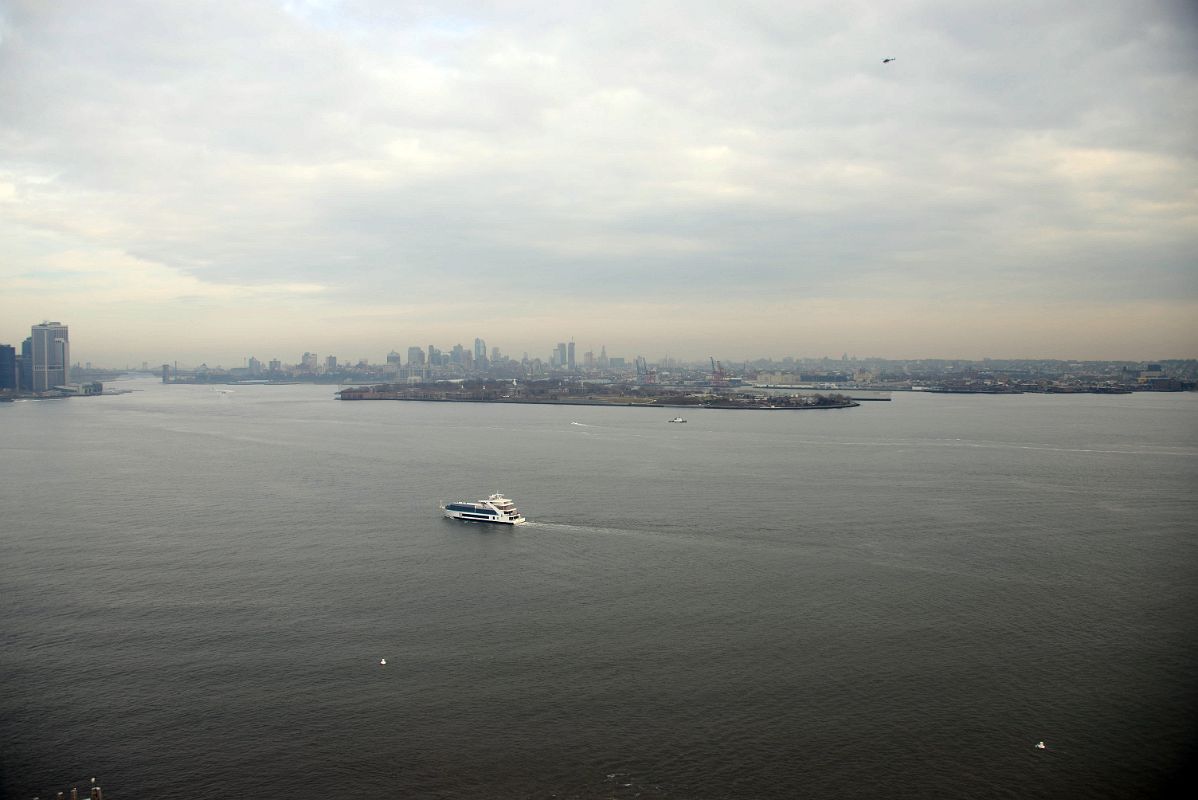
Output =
[
  {"x1": 0, "y1": 344, "x2": 15, "y2": 391},
  {"x1": 31, "y1": 322, "x2": 69, "y2": 392},
  {"x1": 268, "y1": 359, "x2": 281, "y2": 373}
]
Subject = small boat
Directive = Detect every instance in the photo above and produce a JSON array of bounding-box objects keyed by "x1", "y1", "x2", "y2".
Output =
[
  {"x1": 442, "y1": 493, "x2": 527, "y2": 525},
  {"x1": 668, "y1": 416, "x2": 687, "y2": 423}
]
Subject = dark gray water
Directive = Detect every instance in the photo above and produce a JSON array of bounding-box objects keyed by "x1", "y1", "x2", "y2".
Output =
[{"x1": 2, "y1": 381, "x2": 1196, "y2": 799}]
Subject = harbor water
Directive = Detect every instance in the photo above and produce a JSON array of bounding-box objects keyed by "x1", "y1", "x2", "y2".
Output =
[{"x1": 2, "y1": 380, "x2": 1195, "y2": 798}]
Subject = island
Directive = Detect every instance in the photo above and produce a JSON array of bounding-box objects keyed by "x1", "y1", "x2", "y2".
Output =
[{"x1": 335, "y1": 379, "x2": 859, "y2": 410}]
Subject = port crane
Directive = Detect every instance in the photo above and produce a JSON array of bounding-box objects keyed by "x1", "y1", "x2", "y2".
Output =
[
  {"x1": 710, "y1": 357, "x2": 727, "y2": 388},
  {"x1": 635, "y1": 356, "x2": 657, "y2": 385}
]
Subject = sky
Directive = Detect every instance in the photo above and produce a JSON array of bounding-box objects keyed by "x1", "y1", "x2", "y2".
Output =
[{"x1": 1, "y1": 0, "x2": 1196, "y2": 366}]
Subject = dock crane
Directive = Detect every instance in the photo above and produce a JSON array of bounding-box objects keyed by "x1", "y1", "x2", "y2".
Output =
[
  {"x1": 710, "y1": 357, "x2": 727, "y2": 387},
  {"x1": 635, "y1": 356, "x2": 657, "y2": 385}
]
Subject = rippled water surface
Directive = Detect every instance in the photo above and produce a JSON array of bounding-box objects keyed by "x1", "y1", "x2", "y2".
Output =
[{"x1": 2, "y1": 381, "x2": 1196, "y2": 798}]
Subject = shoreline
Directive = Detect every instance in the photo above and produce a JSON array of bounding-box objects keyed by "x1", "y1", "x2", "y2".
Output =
[{"x1": 335, "y1": 394, "x2": 860, "y2": 410}]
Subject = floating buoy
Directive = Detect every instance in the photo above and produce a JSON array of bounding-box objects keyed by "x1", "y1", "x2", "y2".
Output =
[{"x1": 379, "y1": 658, "x2": 386, "y2": 665}]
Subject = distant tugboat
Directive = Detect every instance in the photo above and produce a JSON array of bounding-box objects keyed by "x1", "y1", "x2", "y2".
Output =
[
  {"x1": 668, "y1": 416, "x2": 687, "y2": 423},
  {"x1": 442, "y1": 493, "x2": 527, "y2": 525}
]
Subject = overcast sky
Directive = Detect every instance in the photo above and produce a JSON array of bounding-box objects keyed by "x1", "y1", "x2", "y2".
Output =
[{"x1": 2, "y1": 0, "x2": 1195, "y2": 366}]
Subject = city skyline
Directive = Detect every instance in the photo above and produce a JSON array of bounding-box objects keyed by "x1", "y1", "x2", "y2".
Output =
[
  {"x1": 2, "y1": 317, "x2": 1197, "y2": 372},
  {"x1": 2, "y1": 1, "x2": 1196, "y2": 364}
]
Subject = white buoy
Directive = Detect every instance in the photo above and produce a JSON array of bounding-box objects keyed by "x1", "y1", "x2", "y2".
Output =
[
  {"x1": 1035, "y1": 741, "x2": 1046, "y2": 749},
  {"x1": 379, "y1": 658, "x2": 386, "y2": 665}
]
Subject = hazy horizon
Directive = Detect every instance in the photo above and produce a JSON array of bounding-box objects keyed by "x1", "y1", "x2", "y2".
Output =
[
  {"x1": 54, "y1": 339, "x2": 1198, "y2": 372},
  {"x1": 3, "y1": 1, "x2": 1196, "y2": 364}
]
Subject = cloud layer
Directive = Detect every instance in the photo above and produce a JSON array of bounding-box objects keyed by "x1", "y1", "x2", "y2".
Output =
[{"x1": 2, "y1": 0, "x2": 1195, "y2": 363}]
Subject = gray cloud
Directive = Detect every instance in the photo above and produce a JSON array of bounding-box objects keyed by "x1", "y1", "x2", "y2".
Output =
[{"x1": 1, "y1": 0, "x2": 1195, "y2": 360}]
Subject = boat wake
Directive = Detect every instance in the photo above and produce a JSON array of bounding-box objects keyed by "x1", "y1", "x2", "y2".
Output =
[{"x1": 524, "y1": 520, "x2": 639, "y2": 537}]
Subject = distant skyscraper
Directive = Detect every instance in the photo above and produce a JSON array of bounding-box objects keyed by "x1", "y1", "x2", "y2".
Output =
[
  {"x1": 407, "y1": 346, "x2": 425, "y2": 366},
  {"x1": 20, "y1": 337, "x2": 32, "y2": 390},
  {"x1": 0, "y1": 344, "x2": 15, "y2": 391},
  {"x1": 474, "y1": 337, "x2": 487, "y2": 364},
  {"x1": 556, "y1": 342, "x2": 567, "y2": 368},
  {"x1": 325, "y1": 355, "x2": 338, "y2": 372},
  {"x1": 567, "y1": 341, "x2": 576, "y2": 370},
  {"x1": 301, "y1": 352, "x2": 318, "y2": 371},
  {"x1": 31, "y1": 322, "x2": 69, "y2": 392}
]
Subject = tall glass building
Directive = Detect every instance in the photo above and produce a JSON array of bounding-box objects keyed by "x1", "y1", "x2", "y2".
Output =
[
  {"x1": 31, "y1": 321, "x2": 69, "y2": 392},
  {"x1": 0, "y1": 344, "x2": 15, "y2": 391}
]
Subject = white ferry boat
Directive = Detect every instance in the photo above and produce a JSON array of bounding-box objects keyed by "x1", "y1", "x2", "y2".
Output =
[
  {"x1": 669, "y1": 416, "x2": 687, "y2": 423},
  {"x1": 442, "y1": 493, "x2": 527, "y2": 525}
]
